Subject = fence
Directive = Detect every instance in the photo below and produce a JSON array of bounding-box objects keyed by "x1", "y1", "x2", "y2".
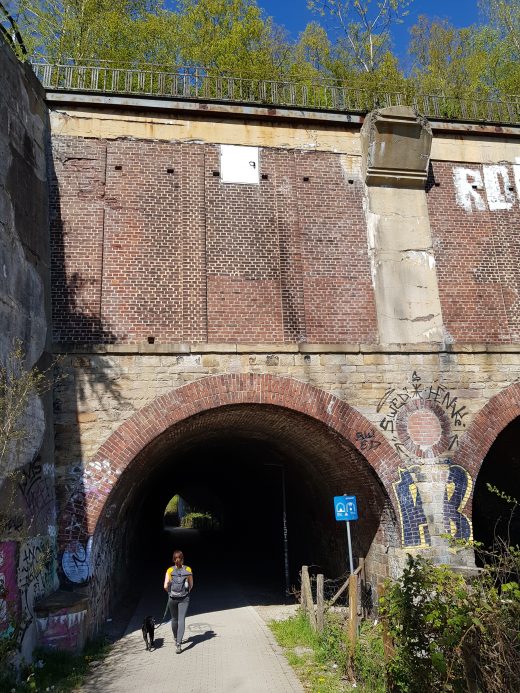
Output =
[
  {"x1": 30, "y1": 62, "x2": 520, "y2": 125},
  {"x1": 300, "y1": 560, "x2": 365, "y2": 649}
]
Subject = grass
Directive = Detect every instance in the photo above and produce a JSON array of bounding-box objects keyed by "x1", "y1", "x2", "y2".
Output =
[
  {"x1": 269, "y1": 610, "x2": 386, "y2": 693},
  {"x1": 1, "y1": 637, "x2": 111, "y2": 692}
]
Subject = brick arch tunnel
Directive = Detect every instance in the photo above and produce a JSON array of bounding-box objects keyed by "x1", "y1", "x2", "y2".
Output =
[
  {"x1": 59, "y1": 375, "x2": 402, "y2": 630},
  {"x1": 452, "y1": 382, "x2": 520, "y2": 557}
]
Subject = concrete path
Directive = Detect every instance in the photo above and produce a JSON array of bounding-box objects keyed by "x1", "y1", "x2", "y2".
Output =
[{"x1": 80, "y1": 576, "x2": 303, "y2": 693}]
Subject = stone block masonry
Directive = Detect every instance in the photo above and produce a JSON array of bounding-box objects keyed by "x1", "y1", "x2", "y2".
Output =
[{"x1": 0, "y1": 35, "x2": 57, "y2": 661}]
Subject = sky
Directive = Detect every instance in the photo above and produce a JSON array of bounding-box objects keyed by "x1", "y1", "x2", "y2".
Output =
[{"x1": 259, "y1": 0, "x2": 482, "y2": 61}]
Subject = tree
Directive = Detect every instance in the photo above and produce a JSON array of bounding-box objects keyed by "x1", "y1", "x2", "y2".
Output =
[
  {"x1": 5, "y1": 0, "x2": 164, "y2": 62},
  {"x1": 482, "y1": 0, "x2": 520, "y2": 55},
  {"x1": 169, "y1": 0, "x2": 291, "y2": 78},
  {"x1": 409, "y1": 16, "x2": 489, "y2": 97},
  {"x1": 478, "y1": 0, "x2": 520, "y2": 94},
  {"x1": 308, "y1": 0, "x2": 414, "y2": 73},
  {"x1": 291, "y1": 21, "x2": 333, "y2": 79}
]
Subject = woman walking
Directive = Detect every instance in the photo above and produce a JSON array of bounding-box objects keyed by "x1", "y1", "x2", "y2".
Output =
[{"x1": 164, "y1": 549, "x2": 193, "y2": 653}]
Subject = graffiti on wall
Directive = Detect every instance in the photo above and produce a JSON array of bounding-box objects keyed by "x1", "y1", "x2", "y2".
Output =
[
  {"x1": 378, "y1": 371, "x2": 467, "y2": 462},
  {"x1": 17, "y1": 537, "x2": 55, "y2": 646},
  {"x1": 393, "y1": 468, "x2": 431, "y2": 548},
  {"x1": 18, "y1": 456, "x2": 55, "y2": 523},
  {"x1": 61, "y1": 536, "x2": 92, "y2": 584},
  {"x1": 443, "y1": 463, "x2": 473, "y2": 541},
  {"x1": 36, "y1": 606, "x2": 87, "y2": 652},
  {"x1": 0, "y1": 541, "x2": 19, "y2": 636},
  {"x1": 378, "y1": 372, "x2": 473, "y2": 548},
  {"x1": 59, "y1": 458, "x2": 120, "y2": 586},
  {"x1": 355, "y1": 430, "x2": 381, "y2": 452},
  {"x1": 453, "y1": 163, "x2": 520, "y2": 212}
]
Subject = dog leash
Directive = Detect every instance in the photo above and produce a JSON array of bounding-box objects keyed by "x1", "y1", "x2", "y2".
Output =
[{"x1": 154, "y1": 595, "x2": 171, "y2": 631}]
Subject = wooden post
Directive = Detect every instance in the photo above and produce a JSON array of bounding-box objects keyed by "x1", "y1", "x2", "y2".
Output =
[
  {"x1": 357, "y1": 557, "x2": 365, "y2": 618},
  {"x1": 379, "y1": 583, "x2": 395, "y2": 662},
  {"x1": 301, "y1": 566, "x2": 317, "y2": 630},
  {"x1": 316, "y1": 574, "x2": 324, "y2": 632}
]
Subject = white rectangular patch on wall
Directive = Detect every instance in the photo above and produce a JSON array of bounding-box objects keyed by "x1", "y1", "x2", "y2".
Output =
[{"x1": 220, "y1": 145, "x2": 259, "y2": 184}]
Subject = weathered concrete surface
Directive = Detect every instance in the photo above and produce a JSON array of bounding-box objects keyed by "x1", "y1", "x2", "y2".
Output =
[
  {"x1": 361, "y1": 106, "x2": 432, "y2": 188},
  {"x1": 0, "y1": 41, "x2": 49, "y2": 367},
  {"x1": 361, "y1": 107, "x2": 444, "y2": 344},
  {"x1": 0, "y1": 35, "x2": 56, "y2": 661}
]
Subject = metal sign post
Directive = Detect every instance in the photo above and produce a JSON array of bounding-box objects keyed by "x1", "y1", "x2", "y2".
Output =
[{"x1": 334, "y1": 495, "x2": 358, "y2": 575}]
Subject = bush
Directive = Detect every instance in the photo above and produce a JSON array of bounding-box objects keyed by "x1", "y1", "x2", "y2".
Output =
[
  {"x1": 180, "y1": 512, "x2": 218, "y2": 530},
  {"x1": 380, "y1": 547, "x2": 520, "y2": 693},
  {"x1": 163, "y1": 494, "x2": 180, "y2": 526},
  {"x1": 270, "y1": 610, "x2": 385, "y2": 692}
]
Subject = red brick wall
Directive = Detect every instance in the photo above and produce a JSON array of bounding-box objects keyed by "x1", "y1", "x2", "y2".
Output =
[
  {"x1": 51, "y1": 137, "x2": 520, "y2": 346},
  {"x1": 50, "y1": 137, "x2": 378, "y2": 344},
  {"x1": 427, "y1": 160, "x2": 520, "y2": 343}
]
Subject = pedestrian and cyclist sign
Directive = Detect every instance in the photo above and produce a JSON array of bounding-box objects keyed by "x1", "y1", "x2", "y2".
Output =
[
  {"x1": 334, "y1": 495, "x2": 358, "y2": 521},
  {"x1": 334, "y1": 494, "x2": 358, "y2": 576}
]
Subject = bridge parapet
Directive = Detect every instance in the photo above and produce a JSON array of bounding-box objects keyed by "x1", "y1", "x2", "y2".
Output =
[{"x1": 30, "y1": 61, "x2": 520, "y2": 126}]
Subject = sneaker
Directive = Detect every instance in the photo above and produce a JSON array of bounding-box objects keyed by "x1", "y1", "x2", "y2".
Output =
[{"x1": 176, "y1": 644, "x2": 181, "y2": 654}]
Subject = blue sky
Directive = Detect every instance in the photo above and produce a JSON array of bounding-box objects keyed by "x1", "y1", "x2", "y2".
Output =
[{"x1": 259, "y1": 1, "x2": 481, "y2": 54}]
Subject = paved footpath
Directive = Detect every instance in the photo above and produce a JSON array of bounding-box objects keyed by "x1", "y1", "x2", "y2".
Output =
[{"x1": 80, "y1": 575, "x2": 304, "y2": 693}]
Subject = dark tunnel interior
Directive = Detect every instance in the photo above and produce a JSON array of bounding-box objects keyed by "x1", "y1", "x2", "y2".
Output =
[
  {"x1": 99, "y1": 404, "x2": 392, "y2": 606},
  {"x1": 473, "y1": 416, "x2": 520, "y2": 559}
]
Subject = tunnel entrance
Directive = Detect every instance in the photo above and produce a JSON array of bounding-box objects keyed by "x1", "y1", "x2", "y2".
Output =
[
  {"x1": 473, "y1": 416, "x2": 520, "y2": 557},
  {"x1": 101, "y1": 403, "x2": 393, "y2": 607}
]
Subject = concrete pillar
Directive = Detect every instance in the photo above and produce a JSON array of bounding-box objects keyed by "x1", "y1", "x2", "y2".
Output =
[{"x1": 361, "y1": 107, "x2": 444, "y2": 344}]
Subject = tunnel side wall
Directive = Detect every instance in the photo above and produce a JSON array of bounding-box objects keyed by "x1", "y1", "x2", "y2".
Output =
[{"x1": 0, "y1": 37, "x2": 56, "y2": 661}]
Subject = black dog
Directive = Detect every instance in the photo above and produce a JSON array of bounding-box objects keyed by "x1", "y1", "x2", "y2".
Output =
[{"x1": 142, "y1": 616, "x2": 155, "y2": 651}]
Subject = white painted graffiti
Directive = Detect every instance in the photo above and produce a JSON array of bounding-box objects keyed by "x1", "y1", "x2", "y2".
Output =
[
  {"x1": 454, "y1": 163, "x2": 520, "y2": 212},
  {"x1": 61, "y1": 536, "x2": 92, "y2": 584}
]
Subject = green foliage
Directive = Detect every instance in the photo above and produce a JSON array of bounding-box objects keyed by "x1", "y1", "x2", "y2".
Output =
[
  {"x1": 354, "y1": 620, "x2": 386, "y2": 692},
  {"x1": 163, "y1": 493, "x2": 180, "y2": 525},
  {"x1": 0, "y1": 340, "x2": 49, "y2": 472},
  {"x1": 180, "y1": 511, "x2": 218, "y2": 529},
  {"x1": 5, "y1": 0, "x2": 520, "y2": 101},
  {"x1": 1, "y1": 637, "x2": 111, "y2": 692},
  {"x1": 380, "y1": 555, "x2": 471, "y2": 691},
  {"x1": 270, "y1": 609, "x2": 319, "y2": 649},
  {"x1": 270, "y1": 611, "x2": 385, "y2": 692},
  {"x1": 380, "y1": 549, "x2": 520, "y2": 692}
]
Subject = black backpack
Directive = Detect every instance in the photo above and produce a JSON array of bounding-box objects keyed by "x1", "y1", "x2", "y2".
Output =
[{"x1": 169, "y1": 566, "x2": 190, "y2": 598}]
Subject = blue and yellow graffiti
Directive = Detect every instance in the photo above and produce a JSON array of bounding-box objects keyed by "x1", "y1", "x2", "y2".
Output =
[
  {"x1": 393, "y1": 468, "x2": 431, "y2": 548},
  {"x1": 443, "y1": 464, "x2": 473, "y2": 541}
]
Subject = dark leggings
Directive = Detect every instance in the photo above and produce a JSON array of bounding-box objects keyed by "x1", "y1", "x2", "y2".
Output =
[{"x1": 169, "y1": 596, "x2": 190, "y2": 644}]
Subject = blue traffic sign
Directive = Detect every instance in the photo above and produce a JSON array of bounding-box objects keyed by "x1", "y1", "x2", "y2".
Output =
[{"x1": 334, "y1": 495, "x2": 358, "y2": 521}]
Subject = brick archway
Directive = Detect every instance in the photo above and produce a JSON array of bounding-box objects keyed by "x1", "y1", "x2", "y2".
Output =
[
  {"x1": 452, "y1": 382, "x2": 520, "y2": 484},
  {"x1": 60, "y1": 373, "x2": 402, "y2": 545}
]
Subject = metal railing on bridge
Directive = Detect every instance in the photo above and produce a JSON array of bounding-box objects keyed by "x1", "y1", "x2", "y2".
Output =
[{"x1": 30, "y1": 61, "x2": 520, "y2": 125}]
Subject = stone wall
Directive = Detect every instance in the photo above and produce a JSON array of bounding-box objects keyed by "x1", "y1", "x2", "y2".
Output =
[
  {"x1": 51, "y1": 344, "x2": 520, "y2": 628},
  {"x1": 0, "y1": 37, "x2": 56, "y2": 661}
]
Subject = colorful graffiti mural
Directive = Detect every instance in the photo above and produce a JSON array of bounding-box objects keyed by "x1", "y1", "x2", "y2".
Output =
[
  {"x1": 444, "y1": 464, "x2": 473, "y2": 541},
  {"x1": 393, "y1": 468, "x2": 431, "y2": 548}
]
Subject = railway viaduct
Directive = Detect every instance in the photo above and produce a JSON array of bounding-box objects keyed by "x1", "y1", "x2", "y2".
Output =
[{"x1": 1, "y1": 33, "x2": 520, "y2": 657}]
